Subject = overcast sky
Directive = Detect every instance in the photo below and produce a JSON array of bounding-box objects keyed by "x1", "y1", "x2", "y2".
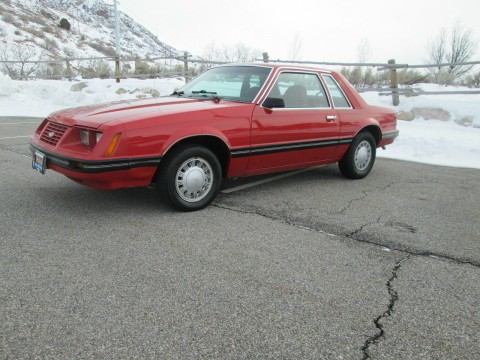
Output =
[{"x1": 120, "y1": 0, "x2": 479, "y2": 63}]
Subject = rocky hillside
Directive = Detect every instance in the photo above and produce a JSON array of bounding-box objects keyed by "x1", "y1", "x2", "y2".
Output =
[{"x1": 0, "y1": 0, "x2": 177, "y2": 60}]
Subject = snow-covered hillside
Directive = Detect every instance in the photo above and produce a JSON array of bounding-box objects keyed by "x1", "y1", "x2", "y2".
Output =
[
  {"x1": 0, "y1": 0, "x2": 177, "y2": 59},
  {"x1": 0, "y1": 76, "x2": 479, "y2": 169}
]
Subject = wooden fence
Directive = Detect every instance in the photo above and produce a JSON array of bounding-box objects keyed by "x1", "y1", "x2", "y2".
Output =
[
  {"x1": 2, "y1": 51, "x2": 480, "y2": 105},
  {"x1": 0, "y1": 51, "x2": 225, "y2": 82},
  {"x1": 260, "y1": 53, "x2": 480, "y2": 105}
]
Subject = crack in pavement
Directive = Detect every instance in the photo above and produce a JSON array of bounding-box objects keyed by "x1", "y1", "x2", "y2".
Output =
[
  {"x1": 347, "y1": 216, "x2": 383, "y2": 238},
  {"x1": 212, "y1": 202, "x2": 480, "y2": 269},
  {"x1": 360, "y1": 256, "x2": 410, "y2": 360},
  {"x1": 337, "y1": 182, "x2": 395, "y2": 215}
]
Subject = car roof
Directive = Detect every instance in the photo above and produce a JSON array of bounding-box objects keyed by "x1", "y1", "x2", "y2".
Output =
[{"x1": 217, "y1": 63, "x2": 333, "y2": 74}]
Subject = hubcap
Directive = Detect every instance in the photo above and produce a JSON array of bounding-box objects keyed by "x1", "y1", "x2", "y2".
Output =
[
  {"x1": 175, "y1": 157, "x2": 213, "y2": 203},
  {"x1": 354, "y1": 140, "x2": 372, "y2": 171}
]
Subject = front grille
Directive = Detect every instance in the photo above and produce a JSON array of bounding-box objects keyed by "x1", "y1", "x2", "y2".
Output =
[{"x1": 40, "y1": 121, "x2": 69, "y2": 146}]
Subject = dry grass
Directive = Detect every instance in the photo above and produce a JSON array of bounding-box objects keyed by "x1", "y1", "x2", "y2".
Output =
[
  {"x1": 89, "y1": 42, "x2": 116, "y2": 57},
  {"x1": 2, "y1": 13, "x2": 15, "y2": 23},
  {"x1": 23, "y1": 26, "x2": 45, "y2": 39}
]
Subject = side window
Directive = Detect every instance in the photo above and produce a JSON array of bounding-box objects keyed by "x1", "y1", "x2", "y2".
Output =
[
  {"x1": 323, "y1": 75, "x2": 351, "y2": 108},
  {"x1": 249, "y1": 74, "x2": 261, "y2": 88},
  {"x1": 265, "y1": 72, "x2": 329, "y2": 108}
]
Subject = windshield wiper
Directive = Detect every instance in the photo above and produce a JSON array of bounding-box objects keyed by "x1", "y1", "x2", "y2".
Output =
[
  {"x1": 191, "y1": 90, "x2": 221, "y2": 103},
  {"x1": 171, "y1": 90, "x2": 184, "y2": 96},
  {"x1": 191, "y1": 90, "x2": 217, "y2": 95}
]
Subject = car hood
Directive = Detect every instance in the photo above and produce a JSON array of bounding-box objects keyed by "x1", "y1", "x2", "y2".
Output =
[{"x1": 47, "y1": 97, "x2": 243, "y2": 129}]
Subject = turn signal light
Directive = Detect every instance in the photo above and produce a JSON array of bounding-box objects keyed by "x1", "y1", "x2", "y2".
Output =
[{"x1": 105, "y1": 133, "x2": 122, "y2": 157}]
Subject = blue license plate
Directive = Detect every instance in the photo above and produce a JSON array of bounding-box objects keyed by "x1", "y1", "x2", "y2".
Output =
[{"x1": 32, "y1": 151, "x2": 46, "y2": 174}]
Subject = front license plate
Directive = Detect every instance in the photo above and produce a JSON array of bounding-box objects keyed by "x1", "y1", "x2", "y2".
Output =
[{"x1": 32, "y1": 151, "x2": 46, "y2": 174}]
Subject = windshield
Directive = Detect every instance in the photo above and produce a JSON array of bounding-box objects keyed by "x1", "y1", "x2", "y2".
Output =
[{"x1": 178, "y1": 66, "x2": 272, "y2": 102}]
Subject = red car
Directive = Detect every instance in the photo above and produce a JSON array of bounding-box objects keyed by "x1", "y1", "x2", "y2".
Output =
[{"x1": 31, "y1": 64, "x2": 398, "y2": 211}]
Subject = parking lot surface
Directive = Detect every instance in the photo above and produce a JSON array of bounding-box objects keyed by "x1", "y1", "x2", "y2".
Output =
[{"x1": 1, "y1": 117, "x2": 479, "y2": 359}]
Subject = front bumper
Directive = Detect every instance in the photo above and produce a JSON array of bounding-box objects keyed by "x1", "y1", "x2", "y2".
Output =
[{"x1": 30, "y1": 144, "x2": 161, "y2": 190}]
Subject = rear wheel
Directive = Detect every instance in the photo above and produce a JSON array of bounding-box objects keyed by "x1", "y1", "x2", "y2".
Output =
[
  {"x1": 157, "y1": 145, "x2": 222, "y2": 211},
  {"x1": 339, "y1": 132, "x2": 376, "y2": 179}
]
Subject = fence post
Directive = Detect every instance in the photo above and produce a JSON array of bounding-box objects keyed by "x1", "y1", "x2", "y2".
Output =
[
  {"x1": 65, "y1": 59, "x2": 73, "y2": 80},
  {"x1": 183, "y1": 51, "x2": 189, "y2": 81},
  {"x1": 388, "y1": 59, "x2": 399, "y2": 106},
  {"x1": 115, "y1": 56, "x2": 121, "y2": 83},
  {"x1": 262, "y1": 52, "x2": 269, "y2": 63}
]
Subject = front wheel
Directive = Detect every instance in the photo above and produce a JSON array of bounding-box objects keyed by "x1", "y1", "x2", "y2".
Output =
[
  {"x1": 339, "y1": 132, "x2": 376, "y2": 179},
  {"x1": 156, "y1": 145, "x2": 222, "y2": 211}
]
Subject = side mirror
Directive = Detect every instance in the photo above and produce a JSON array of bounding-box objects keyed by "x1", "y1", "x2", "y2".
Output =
[{"x1": 263, "y1": 97, "x2": 285, "y2": 109}]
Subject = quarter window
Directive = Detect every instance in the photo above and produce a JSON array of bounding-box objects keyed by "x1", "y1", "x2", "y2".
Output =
[
  {"x1": 265, "y1": 72, "x2": 329, "y2": 108},
  {"x1": 323, "y1": 75, "x2": 351, "y2": 108}
]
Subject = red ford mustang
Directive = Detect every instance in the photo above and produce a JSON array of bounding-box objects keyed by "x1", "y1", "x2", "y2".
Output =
[{"x1": 31, "y1": 64, "x2": 398, "y2": 211}]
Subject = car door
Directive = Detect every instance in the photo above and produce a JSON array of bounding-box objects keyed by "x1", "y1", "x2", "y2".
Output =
[
  {"x1": 246, "y1": 71, "x2": 339, "y2": 173},
  {"x1": 321, "y1": 74, "x2": 356, "y2": 158}
]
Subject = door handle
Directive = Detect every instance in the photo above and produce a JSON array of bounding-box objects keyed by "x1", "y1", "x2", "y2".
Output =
[{"x1": 326, "y1": 115, "x2": 337, "y2": 122}]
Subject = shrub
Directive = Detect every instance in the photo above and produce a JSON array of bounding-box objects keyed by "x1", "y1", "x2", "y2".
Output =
[
  {"x1": 79, "y1": 60, "x2": 113, "y2": 79},
  {"x1": 94, "y1": 60, "x2": 112, "y2": 78},
  {"x1": 41, "y1": 26, "x2": 55, "y2": 34},
  {"x1": 397, "y1": 69, "x2": 429, "y2": 85},
  {"x1": 40, "y1": 9, "x2": 57, "y2": 21},
  {"x1": 59, "y1": 18, "x2": 71, "y2": 31},
  {"x1": 23, "y1": 27, "x2": 45, "y2": 39},
  {"x1": 464, "y1": 71, "x2": 480, "y2": 88},
  {"x1": 89, "y1": 42, "x2": 116, "y2": 57},
  {"x1": 18, "y1": 14, "x2": 31, "y2": 23},
  {"x1": 31, "y1": 16, "x2": 47, "y2": 26},
  {"x1": 37, "y1": 63, "x2": 66, "y2": 78},
  {"x1": 41, "y1": 38, "x2": 58, "y2": 52},
  {"x1": 96, "y1": 9, "x2": 109, "y2": 18},
  {"x1": 134, "y1": 60, "x2": 151, "y2": 74},
  {"x1": 2, "y1": 13, "x2": 15, "y2": 23}
]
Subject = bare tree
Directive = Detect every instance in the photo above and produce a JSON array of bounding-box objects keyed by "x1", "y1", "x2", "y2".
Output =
[
  {"x1": 202, "y1": 42, "x2": 260, "y2": 64},
  {"x1": 428, "y1": 28, "x2": 447, "y2": 77},
  {"x1": 357, "y1": 38, "x2": 372, "y2": 63},
  {"x1": 352, "y1": 38, "x2": 373, "y2": 87},
  {"x1": 0, "y1": 44, "x2": 42, "y2": 79},
  {"x1": 288, "y1": 33, "x2": 303, "y2": 60},
  {"x1": 447, "y1": 23, "x2": 476, "y2": 77},
  {"x1": 428, "y1": 24, "x2": 477, "y2": 83}
]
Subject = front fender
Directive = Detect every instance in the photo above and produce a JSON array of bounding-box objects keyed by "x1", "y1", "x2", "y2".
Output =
[{"x1": 161, "y1": 128, "x2": 232, "y2": 156}]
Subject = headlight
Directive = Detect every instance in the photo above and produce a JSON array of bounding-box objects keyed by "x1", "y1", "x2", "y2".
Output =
[{"x1": 80, "y1": 129, "x2": 102, "y2": 147}]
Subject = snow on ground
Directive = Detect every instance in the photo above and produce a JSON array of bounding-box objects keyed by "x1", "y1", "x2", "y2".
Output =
[
  {"x1": 0, "y1": 76, "x2": 478, "y2": 169},
  {"x1": 0, "y1": 74, "x2": 185, "y2": 117},
  {"x1": 374, "y1": 117, "x2": 480, "y2": 169},
  {"x1": 361, "y1": 84, "x2": 480, "y2": 169}
]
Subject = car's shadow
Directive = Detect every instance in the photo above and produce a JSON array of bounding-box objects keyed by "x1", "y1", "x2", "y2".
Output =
[
  {"x1": 32, "y1": 165, "x2": 346, "y2": 214},
  {"x1": 221, "y1": 164, "x2": 343, "y2": 190}
]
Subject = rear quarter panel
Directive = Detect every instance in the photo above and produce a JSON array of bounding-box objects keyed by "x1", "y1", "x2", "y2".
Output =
[{"x1": 332, "y1": 72, "x2": 396, "y2": 149}]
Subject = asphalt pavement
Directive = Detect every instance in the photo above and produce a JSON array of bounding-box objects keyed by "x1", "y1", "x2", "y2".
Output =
[{"x1": 1, "y1": 117, "x2": 479, "y2": 359}]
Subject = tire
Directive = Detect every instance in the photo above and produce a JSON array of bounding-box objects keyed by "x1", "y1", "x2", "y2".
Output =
[
  {"x1": 156, "y1": 145, "x2": 222, "y2": 211},
  {"x1": 339, "y1": 131, "x2": 376, "y2": 179}
]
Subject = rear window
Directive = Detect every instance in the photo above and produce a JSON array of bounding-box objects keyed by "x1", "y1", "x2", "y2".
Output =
[{"x1": 323, "y1": 75, "x2": 351, "y2": 108}]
